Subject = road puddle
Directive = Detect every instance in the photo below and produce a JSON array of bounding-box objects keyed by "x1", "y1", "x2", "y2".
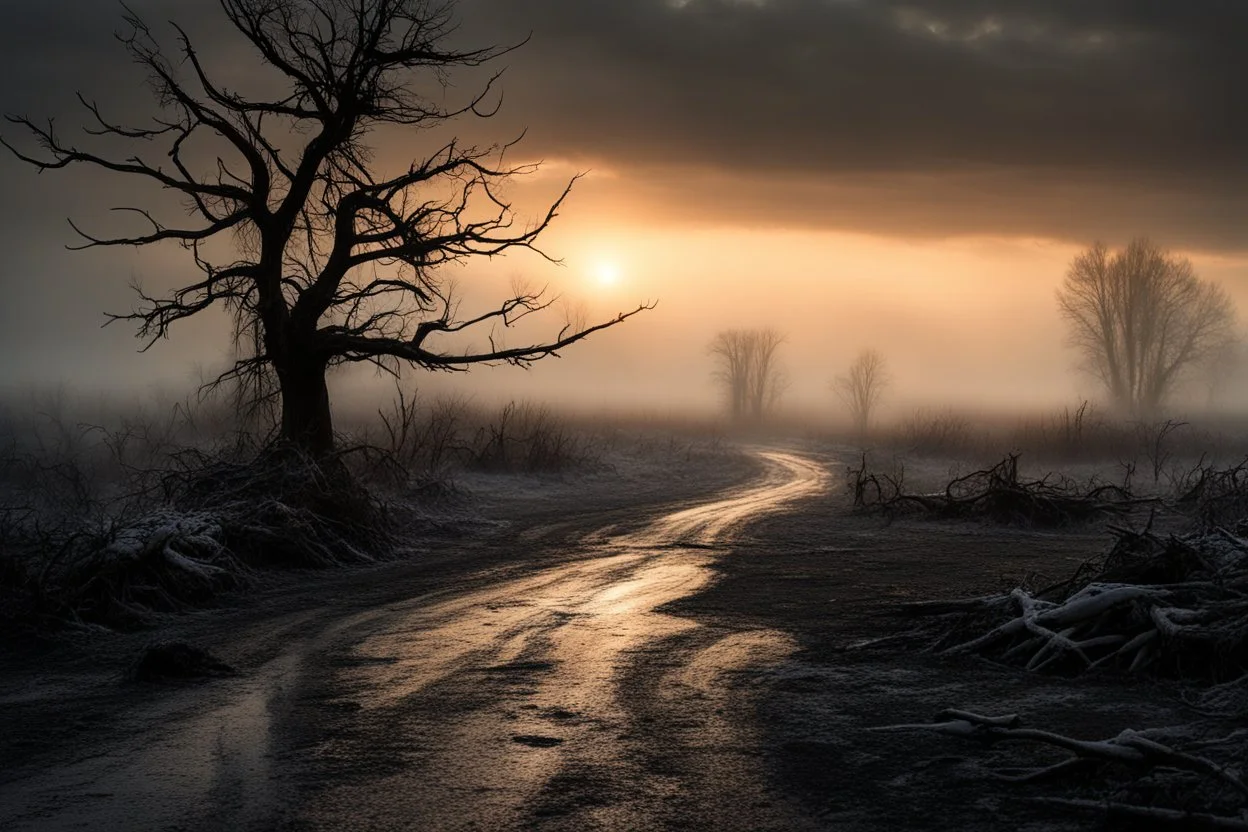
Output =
[
  {"x1": 350, "y1": 450, "x2": 830, "y2": 708},
  {"x1": 0, "y1": 450, "x2": 831, "y2": 831},
  {"x1": 308, "y1": 450, "x2": 830, "y2": 828},
  {"x1": 0, "y1": 652, "x2": 300, "y2": 832}
]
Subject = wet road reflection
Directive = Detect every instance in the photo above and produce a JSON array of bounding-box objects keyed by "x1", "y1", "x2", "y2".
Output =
[
  {"x1": 307, "y1": 449, "x2": 831, "y2": 828},
  {"x1": 0, "y1": 449, "x2": 831, "y2": 831}
]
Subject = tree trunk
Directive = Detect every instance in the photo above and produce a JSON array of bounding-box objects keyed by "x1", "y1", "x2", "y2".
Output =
[{"x1": 278, "y1": 358, "x2": 334, "y2": 457}]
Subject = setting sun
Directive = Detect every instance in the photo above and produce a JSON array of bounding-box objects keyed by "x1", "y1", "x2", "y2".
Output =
[{"x1": 592, "y1": 260, "x2": 622, "y2": 288}]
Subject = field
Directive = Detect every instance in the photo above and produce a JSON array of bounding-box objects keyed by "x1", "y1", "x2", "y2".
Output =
[{"x1": 1, "y1": 394, "x2": 1247, "y2": 829}]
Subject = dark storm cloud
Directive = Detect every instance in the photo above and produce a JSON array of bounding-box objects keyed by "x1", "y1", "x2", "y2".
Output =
[
  {"x1": 462, "y1": 0, "x2": 1247, "y2": 171},
  {"x1": 0, "y1": 1, "x2": 1245, "y2": 248},
  {"x1": 457, "y1": 0, "x2": 1248, "y2": 247}
]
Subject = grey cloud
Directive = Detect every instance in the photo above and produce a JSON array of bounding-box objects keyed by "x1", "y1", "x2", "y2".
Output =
[
  {"x1": 0, "y1": 0, "x2": 1245, "y2": 250},
  {"x1": 457, "y1": 0, "x2": 1248, "y2": 246}
]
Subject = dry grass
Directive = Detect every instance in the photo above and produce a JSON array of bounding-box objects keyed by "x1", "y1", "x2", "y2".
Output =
[
  {"x1": 0, "y1": 385, "x2": 712, "y2": 636},
  {"x1": 848, "y1": 452, "x2": 1144, "y2": 527},
  {"x1": 834, "y1": 403, "x2": 1248, "y2": 494},
  {"x1": 345, "y1": 388, "x2": 605, "y2": 483}
]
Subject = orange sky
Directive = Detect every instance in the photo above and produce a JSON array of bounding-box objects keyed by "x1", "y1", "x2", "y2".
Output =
[
  {"x1": 1, "y1": 1, "x2": 1246, "y2": 422},
  {"x1": 4, "y1": 152, "x2": 1248, "y2": 421},
  {"x1": 329, "y1": 168, "x2": 1248, "y2": 419}
]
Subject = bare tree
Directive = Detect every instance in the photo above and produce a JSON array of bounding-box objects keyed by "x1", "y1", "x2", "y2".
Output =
[
  {"x1": 1202, "y1": 337, "x2": 1245, "y2": 410},
  {"x1": 710, "y1": 330, "x2": 752, "y2": 421},
  {"x1": 834, "y1": 349, "x2": 888, "y2": 436},
  {"x1": 3, "y1": 0, "x2": 648, "y2": 457},
  {"x1": 746, "y1": 328, "x2": 787, "y2": 420},
  {"x1": 709, "y1": 328, "x2": 786, "y2": 421},
  {"x1": 1057, "y1": 238, "x2": 1235, "y2": 416}
]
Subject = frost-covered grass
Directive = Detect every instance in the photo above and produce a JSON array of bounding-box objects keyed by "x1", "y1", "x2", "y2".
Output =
[
  {"x1": 0, "y1": 387, "x2": 747, "y2": 637},
  {"x1": 341, "y1": 392, "x2": 617, "y2": 480},
  {"x1": 0, "y1": 437, "x2": 391, "y2": 635},
  {"x1": 823, "y1": 401, "x2": 1248, "y2": 474}
]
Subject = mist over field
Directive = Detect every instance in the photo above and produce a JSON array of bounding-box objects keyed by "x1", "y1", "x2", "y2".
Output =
[
  {"x1": 5, "y1": 234, "x2": 1248, "y2": 423},
  {"x1": 2, "y1": 1, "x2": 1247, "y2": 423}
]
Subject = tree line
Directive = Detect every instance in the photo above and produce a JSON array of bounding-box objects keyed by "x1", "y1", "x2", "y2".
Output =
[
  {"x1": 712, "y1": 238, "x2": 1238, "y2": 429},
  {"x1": 4, "y1": 0, "x2": 1236, "y2": 453}
]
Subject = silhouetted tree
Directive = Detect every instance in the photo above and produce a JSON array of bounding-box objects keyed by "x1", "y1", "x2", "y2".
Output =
[
  {"x1": 3, "y1": 0, "x2": 646, "y2": 456},
  {"x1": 710, "y1": 330, "x2": 752, "y2": 421},
  {"x1": 710, "y1": 328, "x2": 786, "y2": 421},
  {"x1": 834, "y1": 349, "x2": 888, "y2": 436},
  {"x1": 1057, "y1": 239, "x2": 1235, "y2": 416},
  {"x1": 1202, "y1": 337, "x2": 1245, "y2": 410}
]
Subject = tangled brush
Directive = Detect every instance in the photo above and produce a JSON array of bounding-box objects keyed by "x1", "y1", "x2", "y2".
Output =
[{"x1": 849, "y1": 453, "x2": 1147, "y2": 527}]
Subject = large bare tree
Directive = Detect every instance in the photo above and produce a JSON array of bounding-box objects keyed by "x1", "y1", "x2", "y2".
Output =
[
  {"x1": 834, "y1": 349, "x2": 888, "y2": 436},
  {"x1": 3, "y1": 0, "x2": 646, "y2": 456},
  {"x1": 709, "y1": 328, "x2": 786, "y2": 422},
  {"x1": 1057, "y1": 238, "x2": 1235, "y2": 416}
]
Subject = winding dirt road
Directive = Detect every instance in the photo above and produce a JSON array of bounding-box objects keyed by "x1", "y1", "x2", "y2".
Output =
[{"x1": 1, "y1": 450, "x2": 831, "y2": 831}]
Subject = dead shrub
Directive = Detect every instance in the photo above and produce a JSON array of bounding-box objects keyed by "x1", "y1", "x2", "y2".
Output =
[
  {"x1": 849, "y1": 453, "x2": 1143, "y2": 527},
  {"x1": 901, "y1": 408, "x2": 975, "y2": 456},
  {"x1": 466, "y1": 401, "x2": 591, "y2": 474}
]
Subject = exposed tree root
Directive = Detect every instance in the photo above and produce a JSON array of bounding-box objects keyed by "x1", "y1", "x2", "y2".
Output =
[
  {"x1": 163, "y1": 444, "x2": 394, "y2": 568},
  {"x1": 876, "y1": 710, "x2": 1248, "y2": 827},
  {"x1": 849, "y1": 453, "x2": 1148, "y2": 526},
  {"x1": 874, "y1": 709, "x2": 1247, "y2": 797},
  {"x1": 1029, "y1": 798, "x2": 1248, "y2": 830}
]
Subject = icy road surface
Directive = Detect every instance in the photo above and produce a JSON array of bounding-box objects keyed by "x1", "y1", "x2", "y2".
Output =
[{"x1": 0, "y1": 450, "x2": 831, "y2": 831}]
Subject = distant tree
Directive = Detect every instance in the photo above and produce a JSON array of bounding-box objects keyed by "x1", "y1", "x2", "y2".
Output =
[
  {"x1": 710, "y1": 328, "x2": 786, "y2": 421},
  {"x1": 710, "y1": 330, "x2": 752, "y2": 421},
  {"x1": 1057, "y1": 238, "x2": 1236, "y2": 416},
  {"x1": 834, "y1": 349, "x2": 888, "y2": 436},
  {"x1": 1202, "y1": 337, "x2": 1245, "y2": 410},
  {"x1": 746, "y1": 328, "x2": 787, "y2": 420},
  {"x1": 3, "y1": 0, "x2": 647, "y2": 457}
]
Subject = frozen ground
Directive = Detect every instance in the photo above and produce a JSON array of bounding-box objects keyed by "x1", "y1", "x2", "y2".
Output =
[{"x1": 0, "y1": 439, "x2": 1229, "y2": 830}]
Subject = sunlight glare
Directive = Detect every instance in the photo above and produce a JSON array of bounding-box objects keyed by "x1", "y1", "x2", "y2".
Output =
[{"x1": 593, "y1": 260, "x2": 622, "y2": 288}]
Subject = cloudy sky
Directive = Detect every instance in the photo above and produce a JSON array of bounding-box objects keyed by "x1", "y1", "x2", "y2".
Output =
[{"x1": 1, "y1": 0, "x2": 1245, "y2": 417}]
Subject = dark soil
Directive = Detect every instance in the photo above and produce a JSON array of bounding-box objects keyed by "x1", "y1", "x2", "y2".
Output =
[
  {"x1": 130, "y1": 642, "x2": 238, "y2": 683},
  {"x1": 0, "y1": 444, "x2": 1217, "y2": 831}
]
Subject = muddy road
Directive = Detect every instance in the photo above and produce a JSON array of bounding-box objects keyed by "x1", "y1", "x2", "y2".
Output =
[
  {"x1": 2, "y1": 445, "x2": 1193, "y2": 831},
  {"x1": 1, "y1": 450, "x2": 834, "y2": 831}
]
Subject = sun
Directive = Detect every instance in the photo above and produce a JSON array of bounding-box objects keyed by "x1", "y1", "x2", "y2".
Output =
[{"x1": 592, "y1": 260, "x2": 622, "y2": 288}]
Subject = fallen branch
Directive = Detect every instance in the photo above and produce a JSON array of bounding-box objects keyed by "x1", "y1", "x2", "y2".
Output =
[
  {"x1": 873, "y1": 709, "x2": 1248, "y2": 798},
  {"x1": 849, "y1": 453, "x2": 1149, "y2": 527},
  {"x1": 895, "y1": 523, "x2": 1248, "y2": 681},
  {"x1": 1029, "y1": 798, "x2": 1248, "y2": 830}
]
